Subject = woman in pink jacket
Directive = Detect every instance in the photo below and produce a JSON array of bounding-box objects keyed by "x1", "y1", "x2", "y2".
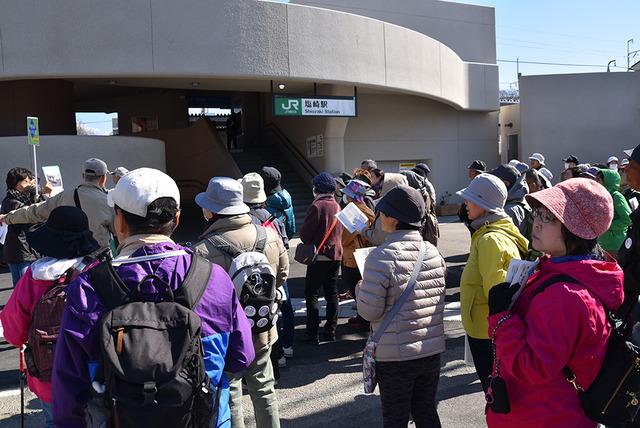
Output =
[
  {"x1": 0, "y1": 206, "x2": 99, "y2": 427},
  {"x1": 485, "y1": 178, "x2": 624, "y2": 428}
]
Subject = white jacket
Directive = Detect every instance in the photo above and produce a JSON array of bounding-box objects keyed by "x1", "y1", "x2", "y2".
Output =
[{"x1": 357, "y1": 230, "x2": 446, "y2": 361}]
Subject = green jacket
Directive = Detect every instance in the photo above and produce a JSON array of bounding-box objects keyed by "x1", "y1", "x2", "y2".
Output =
[
  {"x1": 598, "y1": 169, "x2": 632, "y2": 252},
  {"x1": 460, "y1": 217, "x2": 529, "y2": 339}
]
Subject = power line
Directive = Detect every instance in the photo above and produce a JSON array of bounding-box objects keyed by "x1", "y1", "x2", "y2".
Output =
[
  {"x1": 497, "y1": 59, "x2": 628, "y2": 69},
  {"x1": 496, "y1": 25, "x2": 624, "y2": 44}
]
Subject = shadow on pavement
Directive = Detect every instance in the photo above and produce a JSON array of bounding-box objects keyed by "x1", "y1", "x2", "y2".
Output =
[{"x1": 280, "y1": 394, "x2": 382, "y2": 428}]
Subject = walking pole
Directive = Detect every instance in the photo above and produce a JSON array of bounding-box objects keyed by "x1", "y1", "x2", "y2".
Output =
[{"x1": 19, "y1": 347, "x2": 25, "y2": 428}]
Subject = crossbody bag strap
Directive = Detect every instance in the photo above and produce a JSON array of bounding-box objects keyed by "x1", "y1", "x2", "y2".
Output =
[
  {"x1": 315, "y1": 217, "x2": 339, "y2": 256},
  {"x1": 371, "y1": 242, "x2": 428, "y2": 343},
  {"x1": 73, "y1": 187, "x2": 82, "y2": 209}
]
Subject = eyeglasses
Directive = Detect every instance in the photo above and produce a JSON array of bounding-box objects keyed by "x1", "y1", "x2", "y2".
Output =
[{"x1": 532, "y1": 208, "x2": 556, "y2": 224}]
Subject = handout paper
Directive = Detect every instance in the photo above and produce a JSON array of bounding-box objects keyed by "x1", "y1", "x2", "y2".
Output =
[
  {"x1": 354, "y1": 247, "x2": 376, "y2": 276},
  {"x1": 335, "y1": 202, "x2": 369, "y2": 234},
  {"x1": 42, "y1": 165, "x2": 64, "y2": 196}
]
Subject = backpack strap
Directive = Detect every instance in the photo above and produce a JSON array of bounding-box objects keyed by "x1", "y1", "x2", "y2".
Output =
[
  {"x1": 206, "y1": 233, "x2": 243, "y2": 259},
  {"x1": 530, "y1": 274, "x2": 582, "y2": 301},
  {"x1": 173, "y1": 255, "x2": 212, "y2": 310},
  {"x1": 88, "y1": 262, "x2": 132, "y2": 309},
  {"x1": 253, "y1": 225, "x2": 268, "y2": 254},
  {"x1": 73, "y1": 187, "x2": 82, "y2": 209}
]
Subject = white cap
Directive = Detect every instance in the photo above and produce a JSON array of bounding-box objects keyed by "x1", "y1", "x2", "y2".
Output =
[
  {"x1": 607, "y1": 156, "x2": 619, "y2": 164},
  {"x1": 107, "y1": 168, "x2": 180, "y2": 217},
  {"x1": 111, "y1": 167, "x2": 129, "y2": 177},
  {"x1": 529, "y1": 153, "x2": 545, "y2": 164}
]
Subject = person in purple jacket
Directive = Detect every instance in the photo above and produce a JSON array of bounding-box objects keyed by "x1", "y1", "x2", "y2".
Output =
[{"x1": 51, "y1": 168, "x2": 255, "y2": 428}]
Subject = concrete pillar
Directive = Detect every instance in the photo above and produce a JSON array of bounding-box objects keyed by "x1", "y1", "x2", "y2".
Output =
[{"x1": 323, "y1": 117, "x2": 347, "y2": 174}]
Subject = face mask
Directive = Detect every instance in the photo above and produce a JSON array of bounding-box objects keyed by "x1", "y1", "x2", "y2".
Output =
[
  {"x1": 610, "y1": 164, "x2": 619, "y2": 172},
  {"x1": 564, "y1": 163, "x2": 570, "y2": 170}
]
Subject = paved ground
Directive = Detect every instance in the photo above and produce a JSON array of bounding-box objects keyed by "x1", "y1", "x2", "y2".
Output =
[{"x1": 0, "y1": 216, "x2": 487, "y2": 427}]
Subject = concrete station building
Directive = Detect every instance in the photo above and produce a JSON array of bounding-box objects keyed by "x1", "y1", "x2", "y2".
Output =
[{"x1": 0, "y1": 0, "x2": 499, "y2": 209}]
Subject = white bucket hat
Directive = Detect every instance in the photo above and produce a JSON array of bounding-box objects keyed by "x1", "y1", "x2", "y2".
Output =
[
  {"x1": 240, "y1": 173, "x2": 267, "y2": 204},
  {"x1": 529, "y1": 153, "x2": 545, "y2": 165}
]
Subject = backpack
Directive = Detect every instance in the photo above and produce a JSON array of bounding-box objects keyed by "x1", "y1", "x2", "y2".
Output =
[
  {"x1": 23, "y1": 271, "x2": 73, "y2": 381},
  {"x1": 207, "y1": 225, "x2": 279, "y2": 333},
  {"x1": 420, "y1": 187, "x2": 439, "y2": 246},
  {"x1": 85, "y1": 255, "x2": 216, "y2": 428},
  {"x1": 531, "y1": 274, "x2": 640, "y2": 427}
]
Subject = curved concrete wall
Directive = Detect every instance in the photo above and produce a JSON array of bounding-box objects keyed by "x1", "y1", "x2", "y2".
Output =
[
  {"x1": 0, "y1": 0, "x2": 497, "y2": 111},
  {"x1": 0, "y1": 136, "x2": 165, "y2": 192}
]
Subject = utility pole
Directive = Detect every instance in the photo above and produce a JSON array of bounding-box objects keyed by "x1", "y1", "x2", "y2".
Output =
[{"x1": 628, "y1": 39, "x2": 634, "y2": 71}]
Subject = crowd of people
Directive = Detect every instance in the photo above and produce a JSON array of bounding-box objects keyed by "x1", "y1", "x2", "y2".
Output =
[{"x1": 0, "y1": 144, "x2": 639, "y2": 427}]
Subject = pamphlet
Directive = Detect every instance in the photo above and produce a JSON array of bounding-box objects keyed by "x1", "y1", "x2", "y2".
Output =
[
  {"x1": 505, "y1": 258, "x2": 539, "y2": 309},
  {"x1": 0, "y1": 223, "x2": 7, "y2": 245},
  {"x1": 354, "y1": 247, "x2": 376, "y2": 276},
  {"x1": 335, "y1": 202, "x2": 369, "y2": 234},
  {"x1": 42, "y1": 165, "x2": 64, "y2": 196}
]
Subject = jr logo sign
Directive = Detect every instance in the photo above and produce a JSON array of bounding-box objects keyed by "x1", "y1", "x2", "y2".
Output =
[{"x1": 274, "y1": 97, "x2": 302, "y2": 116}]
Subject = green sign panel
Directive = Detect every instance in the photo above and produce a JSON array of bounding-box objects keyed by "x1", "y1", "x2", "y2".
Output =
[
  {"x1": 27, "y1": 116, "x2": 40, "y2": 146},
  {"x1": 273, "y1": 95, "x2": 357, "y2": 117}
]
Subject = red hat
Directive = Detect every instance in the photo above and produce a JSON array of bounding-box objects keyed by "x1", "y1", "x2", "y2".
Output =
[{"x1": 525, "y1": 178, "x2": 613, "y2": 240}]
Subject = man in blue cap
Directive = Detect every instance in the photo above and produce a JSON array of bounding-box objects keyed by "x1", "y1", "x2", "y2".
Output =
[{"x1": 617, "y1": 144, "x2": 640, "y2": 321}]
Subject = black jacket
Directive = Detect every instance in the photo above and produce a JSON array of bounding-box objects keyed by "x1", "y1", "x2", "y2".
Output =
[
  {"x1": 617, "y1": 208, "x2": 640, "y2": 318},
  {"x1": 1, "y1": 194, "x2": 40, "y2": 264}
]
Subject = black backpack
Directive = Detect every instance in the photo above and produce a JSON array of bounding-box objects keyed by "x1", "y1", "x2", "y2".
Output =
[
  {"x1": 531, "y1": 274, "x2": 640, "y2": 427},
  {"x1": 84, "y1": 255, "x2": 217, "y2": 428}
]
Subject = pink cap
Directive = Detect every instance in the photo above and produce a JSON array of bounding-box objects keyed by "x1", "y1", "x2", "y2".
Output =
[{"x1": 525, "y1": 178, "x2": 613, "y2": 240}]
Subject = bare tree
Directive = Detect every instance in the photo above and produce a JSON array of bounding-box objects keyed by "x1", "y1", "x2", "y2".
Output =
[{"x1": 76, "y1": 120, "x2": 97, "y2": 135}]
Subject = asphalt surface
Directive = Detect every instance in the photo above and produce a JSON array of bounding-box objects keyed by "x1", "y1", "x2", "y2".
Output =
[{"x1": 0, "y1": 216, "x2": 487, "y2": 427}]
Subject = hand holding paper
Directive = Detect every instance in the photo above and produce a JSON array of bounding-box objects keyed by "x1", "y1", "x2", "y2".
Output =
[
  {"x1": 504, "y1": 258, "x2": 539, "y2": 310},
  {"x1": 335, "y1": 202, "x2": 369, "y2": 234}
]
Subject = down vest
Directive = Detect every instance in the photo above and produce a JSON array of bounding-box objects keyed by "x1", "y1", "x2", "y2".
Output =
[{"x1": 357, "y1": 230, "x2": 446, "y2": 362}]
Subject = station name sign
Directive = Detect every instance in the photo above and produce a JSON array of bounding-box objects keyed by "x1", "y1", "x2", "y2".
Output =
[{"x1": 273, "y1": 95, "x2": 357, "y2": 117}]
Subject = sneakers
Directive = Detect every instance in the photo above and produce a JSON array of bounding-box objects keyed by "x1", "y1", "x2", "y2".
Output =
[
  {"x1": 283, "y1": 347, "x2": 294, "y2": 358},
  {"x1": 278, "y1": 356, "x2": 287, "y2": 368}
]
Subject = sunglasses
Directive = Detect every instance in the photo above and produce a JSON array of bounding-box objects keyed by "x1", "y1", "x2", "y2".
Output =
[{"x1": 532, "y1": 208, "x2": 556, "y2": 224}]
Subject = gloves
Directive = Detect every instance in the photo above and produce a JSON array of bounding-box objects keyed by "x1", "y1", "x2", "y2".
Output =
[{"x1": 488, "y1": 282, "x2": 521, "y2": 315}]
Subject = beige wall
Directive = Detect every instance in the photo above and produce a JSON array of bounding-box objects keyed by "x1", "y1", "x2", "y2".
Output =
[
  {"x1": 344, "y1": 94, "x2": 499, "y2": 202},
  {"x1": 0, "y1": 136, "x2": 165, "y2": 192},
  {"x1": 499, "y1": 104, "x2": 521, "y2": 163},
  {"x1": 519, "y1": 72, "x2": 640, "y2": 177},
  {"x1": 291, "y1": 0, "x2": 496, "y2": 64}
]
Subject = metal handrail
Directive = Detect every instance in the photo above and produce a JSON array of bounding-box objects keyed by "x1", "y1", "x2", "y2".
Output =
[{"x1": 263, "y1": 123, "x2": 319, "y2": 178}]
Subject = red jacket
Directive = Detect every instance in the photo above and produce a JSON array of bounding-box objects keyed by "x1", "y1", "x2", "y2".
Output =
[
  {"x1": 487, "y1": 257, "x2": 624, "y2": 428},
  {"x1": 299, "y1": 194, "x2": 343, "y2": 261}
]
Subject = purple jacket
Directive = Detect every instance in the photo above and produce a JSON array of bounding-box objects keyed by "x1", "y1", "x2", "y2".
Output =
[{"x1": 51, "y1": 242, "x2": 255, "y2": 428}]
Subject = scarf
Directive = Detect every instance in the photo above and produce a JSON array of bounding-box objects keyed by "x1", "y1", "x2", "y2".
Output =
[
  {"x1": 7, "y1": 188, "x2": 36, "y2": 207},
  {"x1": 470, "y1": 210, "x2": 510, "y2": 231}
]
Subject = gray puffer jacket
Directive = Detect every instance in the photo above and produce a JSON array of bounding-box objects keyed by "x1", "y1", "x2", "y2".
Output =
[
  {"x1": 504, "y1": 175, "x2": 531, "y2": 238},
  {"x1": 357, "y1": 230, "x2": 446, "y2": 362}
]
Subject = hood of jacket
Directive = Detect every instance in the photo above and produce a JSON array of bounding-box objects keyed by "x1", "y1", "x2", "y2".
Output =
[
  {"x1": 266, "y1": 189, "x2": 292, "y2": 211},
  {"x1": 600, "y1": 168, "x2": 621, "y2": 194},
  {"x1": 536, "y1": 257, "x2": 624, "y2": 311},
  {"x1": 473, "y1": 217, "x2": 529, "y2": 255},
  {"x1": 506, "y1": 174, "x2": 528, "y2": 203}
]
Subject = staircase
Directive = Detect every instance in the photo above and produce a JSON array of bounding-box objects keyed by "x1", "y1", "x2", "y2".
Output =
[{"x1": 230, "y1": 139, "x2": 315, "y2": 235}]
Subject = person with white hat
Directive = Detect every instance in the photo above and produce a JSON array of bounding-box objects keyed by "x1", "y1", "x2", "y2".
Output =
[
  {"x1": 607, "y1": 156, "x2": 619, "y2": 171},
  {"x1": 538, "y1": 167, "x2": 554, "y2": 189},
  {"x1": 528, "y1": 153, "x2": 545, "y2": 170},
  {"x1": 456, "y1": 173, "x2": 529, "y2": 394},
  {"x1": 51, "y1": 168, "x2": 255, "y2": 427},
  {"x1": 0, "y1": 158, "x2": 115, "y2": 250},
  {"x1": 110, "y1": 166, "x2": 129, "y2": 186},
  {"x1": 192, "y1": 176, "x2": 289, "y2": 428}
]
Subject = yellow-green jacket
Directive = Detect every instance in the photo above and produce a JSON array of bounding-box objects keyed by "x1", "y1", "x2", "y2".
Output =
[{"x1": 460, "y1": 217, "x2": 529, "y2": 339}]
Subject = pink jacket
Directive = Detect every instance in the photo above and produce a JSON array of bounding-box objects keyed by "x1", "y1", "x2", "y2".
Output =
[
  {"x1": 0, "y1": 261, "x2": 74, "y2": 403},
  {"x1": 487, "y1": 257, "x2": 624, "y2": 428}
]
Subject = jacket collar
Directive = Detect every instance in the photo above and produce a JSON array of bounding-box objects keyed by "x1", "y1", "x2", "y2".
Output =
[
  {"x1": 314, "y1": 193, "x2": 335, "y2": 202},
  {"x1": 200, "y1": 214, "x2": 252, "y2": 238},
  {"x1": 79, "y1": 181, "x2": 106, "y2": 193},
  {"x1": 117, "y1": 234, "x2": 175, "y2": 257},
  {"x1": 384, "y1": 230, "x2": 422, "y2": 243}
]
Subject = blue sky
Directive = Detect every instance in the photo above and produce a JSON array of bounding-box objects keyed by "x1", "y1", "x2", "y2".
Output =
[{"x1": 78, "y1": 0, "x2": 639, "y2": 133}]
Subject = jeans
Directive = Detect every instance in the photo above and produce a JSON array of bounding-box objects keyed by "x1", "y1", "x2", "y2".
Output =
[
  {"x1": 277, "y1": 282, "x2": 295, "y2": 349},
  {"x1": 40, "y1": 400, "x2": 54, "y2": 428},
  {"x1": 228, "y1": 346, "x2": 280, "y2": 428},
  {"x1": 377, "y1": 354, "x2": 442, "y2": 428},
  {"x1": 9, "y1": 262, "x2": 31, "y2": 286},
  {"x1": 467, "y1": 336, "x2": 493, "y2": 393},
  {"x1": 304, "y1": 261, "x2": 340, "y2": 336}
]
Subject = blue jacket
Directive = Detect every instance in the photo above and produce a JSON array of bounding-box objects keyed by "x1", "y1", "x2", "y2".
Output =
[
  {"x1": 51, "y1": 241, "x2": 255, "y2": 428},
  {"x1": 266, "y1": 189, "x2": 296, "y2": 238}
]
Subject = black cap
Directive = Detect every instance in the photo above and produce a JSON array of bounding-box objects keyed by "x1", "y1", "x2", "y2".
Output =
[
  {"x1": 468, "y1": 160, "x2": 487, "y2": 172},
  {"x1": 562, "y1": 155, "x2": 580, "y2": 164},
  {"x1": 488, "y1": 164, "x2": 520, "y2": 188},
  {"x1": 376, "y1": 185, "x2": 425, "y2": 227},
  {"x1": 27, "y1": 206, "x2": 99, "y2": 259},
  {"x1": 259, "y1": 166, "x2": 282, "y2": 196},
  {"x1": 414, "y1": 163, "x2": 431, "y2": 175}
]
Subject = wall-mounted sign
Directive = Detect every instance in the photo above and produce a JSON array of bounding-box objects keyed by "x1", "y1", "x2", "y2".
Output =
[
  {"x1": 306, "y1": 134, "x2": 324, "y2": 158},
  {"x1": 273, "y1": 95, "x2": 357, "y2": 117},
  {"x1": 399, "y1": 162, "x2": 417, "y2": 172}
]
